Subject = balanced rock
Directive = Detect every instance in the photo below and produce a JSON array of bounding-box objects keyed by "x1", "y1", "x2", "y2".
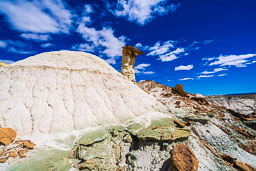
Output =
[
  {"x1": 121, "y1": 46, "x2": 144, "y2": 82},
  {"x1": 171, "y1": 144, "x2": 198, "y2": 171},
  {"x1": 0, "y1": 128, "x2": 16, "y2": 146},
  {"x1": 0, "y1": 51, "x2": 165, "y2": 136}
]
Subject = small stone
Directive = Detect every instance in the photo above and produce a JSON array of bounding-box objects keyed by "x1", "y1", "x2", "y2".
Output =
[
  {"x1": 18, "y1": 149, "x2": 28, "y2": 158},
  {"x1": 185, "y1": 121, "x2": 192, "y2": 126},
  {"x1": 80, "y1": 159, "x2": 96, "y2": 170},
  {"x1": 234, "y1": 160, "x2": 255, "y2": 171},
  {"x1": 16, "y1": 140, "x2": 35, "y2": 149},
  {"x1": 174, "y1": 120, "x2": 185, "y2": 128},
  {"x1": 9, "y1": 152, "x2": 18, "y2": 158},
  {"x1": 171, "y1": 144, "x2": 198, "y2": 171},
  {"x1": 0, "y1": 157, "x2": 8, "y2": 163},
  {"x1": 123, "y1": 134, "x2": 133, "y2": 143},
  {"x1": 126, "y1": 152, "x2": 137, "y2": 161},
  {"x1": 0, "y1": 128, "x2": 17, "y2": 146}
]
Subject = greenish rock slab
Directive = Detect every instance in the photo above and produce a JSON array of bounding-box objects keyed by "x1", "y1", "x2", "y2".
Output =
[
  {"x1": 185, "y1": 115, "x2": 209, "y2": 125},
  {"x1": 129, "y1": 118, "x2": 190, "y2": 141},
  {"x1": 78, "y1": 129, "x2": 109, "y2": 146},
  {"x1": 8, "y1": 149, "x2": 72, "y2": 171}
]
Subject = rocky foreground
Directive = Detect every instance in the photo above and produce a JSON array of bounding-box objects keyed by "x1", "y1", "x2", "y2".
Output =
[{"x1": 0, "y1": 51, "x2": 255, "y2": 170}]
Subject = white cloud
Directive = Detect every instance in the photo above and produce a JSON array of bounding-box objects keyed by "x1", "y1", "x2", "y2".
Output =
[
  {"x1": 110, "y1": 0, "x2": 179, "y2": 25},
  {"x1": 0, "y1": 40, "x2": 7, "y2": 48},
  {"x1": 218, "y1": 74, "x2": 227, "y2": 77},
  {"x1": 20, "y1": 33, "x2": 51, "y2": 41},
  {"x1": 179, "y1": 78, "x2": 194, "y2": 81},
  {"x1": 157, "y1": 48, "x2": 184, "y2": 62},
  {"x1": 134, "y1": 63, "x2": 154, "y2": 74},
  {"x1": 207, "y1": 54, "x2": 256, "y2": 67},
  {"x1": 135, "y1": 63, "x2": 150, "y2": 70},
  {"x1": 201, "y1": 68, "x2": 227, "y2": 74},
  {"x1": 41, "y1": 43, "x2": 54, "y2": 48},
  {"x1": 158, "y1": 53, "x2": 178, "y2": 62},
  {"x1": 147, "y1": 40, "x2": 174, "y2": 56},
  {"x1": 76, "y1": 18, "x2": 126, "y2": 61},
  {"x1": 84, "y1": 4, "x2": 94, "y2": 14},
  {"x1": 0, "y1": 0, "x2": 72, "y2": 33},
  {"x1": 0, "y1": 59, "x2": 15, "y2": 64},
  {"x1": 252, "y1": 61, "x2": 256, "y2": 63},
  {"x1": 198, "y1": 75, "x2": 214, "y2": 78},
  {"x1": 135, "y1": 43, "x2": 142, "y2": 48},
  {"x1": 146, "y1": 40, "x2": 184, "y2": 62},
  {"x1": 175, "y1": 64, "x2": 193, "y2": 71}
]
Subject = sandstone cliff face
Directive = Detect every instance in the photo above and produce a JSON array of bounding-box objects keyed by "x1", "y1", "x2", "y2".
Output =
[
  {"x1": 207, "y1": 94, "x2": 256, "y2": 115},
  {"x1": 0, "y1": 51, "x2": 165, "y2": 136},
  {"x1": 121, "y1": 46, "x2": 143, "y2": 82}
]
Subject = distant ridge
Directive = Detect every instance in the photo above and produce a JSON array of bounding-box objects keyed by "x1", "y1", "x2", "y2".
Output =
[{"x1": 224, "y1": 92, "x2": 256, "y2": 96}]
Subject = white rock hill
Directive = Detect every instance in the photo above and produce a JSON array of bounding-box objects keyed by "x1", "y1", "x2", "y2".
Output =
[{"x1": 0, "y1": 51, "x2": 165, "y2": 136}]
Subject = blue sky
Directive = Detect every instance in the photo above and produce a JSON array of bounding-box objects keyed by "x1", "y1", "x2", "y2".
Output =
[{"x1": 0, "y1": 0, "x2": 256, "y2": 95}]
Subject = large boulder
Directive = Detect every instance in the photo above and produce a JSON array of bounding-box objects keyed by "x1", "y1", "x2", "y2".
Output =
[
  {"x1": 0, "y1": 51, "x2": 165, "y2": 136},
  {"x1": 171, "y1": 144, "x2": 199, "y2": 171}
]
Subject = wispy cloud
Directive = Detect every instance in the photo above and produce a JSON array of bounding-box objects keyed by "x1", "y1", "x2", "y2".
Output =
[
  {"x1": 41, "y1": 43, "x2": 54, "y2": 48},
  {"x1": 20, "y1": 33, "x2": 51, "y2": 41},
  {"x1": 179, "y1": 78, "x2": 194, "y2": 81},
  {"x1": 72, "y1": 4, "x2": 126, "y2": 64},
  {"x1": 141, "y1": 39, "x2": 208, "y2": 62},
  {"x1": 0, "y1": 40, "x2": 7, "y2": 48},
  {"x1": 75, "y1": 25, "x2": 126, "y2": 63},
  {"x1": 201, "y1": 68, "x2": 227, "y2": 74},
  {"x1": 147, "y1": 40, "x2": 174, "y2": 56},
  {"x1": 205, "y1": 54, "x2": 256, "y2": 67},
  {"x1": 175, "y1": 64, "x2": 193, "y2": 71},
  {"x1": 198, "y1": 75, "x2": 214, "y2": 78},
  {"x1": 0, "y1": 0, "x2": 72, "y2": 33},
  {"x1": 135, "y1": 63, "x2": 154, "y2": 74},
  {"x1": 145, "y1": 40, "x2": 184, "y2": 62},
  {"x1": 108, "y1": 0, "x2": 180, "y2": 25},
  {"x1": 218, "y1": 74, "x2": 227, "y2": 77}
]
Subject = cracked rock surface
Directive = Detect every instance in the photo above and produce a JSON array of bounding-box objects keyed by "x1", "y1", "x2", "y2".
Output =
[{"x1": 0, "y1": 51, "x2": 165, "y2": 136}]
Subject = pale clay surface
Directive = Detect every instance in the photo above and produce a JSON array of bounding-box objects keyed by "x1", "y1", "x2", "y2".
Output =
[{"x1": 0, "y1": 51, "x2": 166, "y2": 136}]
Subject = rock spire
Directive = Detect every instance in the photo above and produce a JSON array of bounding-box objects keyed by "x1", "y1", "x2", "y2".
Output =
[{"x1": 121, "y1": 46, "x2": 144, "y2": 82}]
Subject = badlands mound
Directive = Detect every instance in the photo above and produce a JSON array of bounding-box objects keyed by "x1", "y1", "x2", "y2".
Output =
[{"x1": 0, "y1": 51, "x2": 165, "y2": 136}]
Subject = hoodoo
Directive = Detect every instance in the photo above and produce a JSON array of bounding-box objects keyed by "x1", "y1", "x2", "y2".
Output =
[
  {"x1": 121, "y1": 46, "x2": 144, "y2": 82},
  {"x1": 0, "y1": 51, "x2": 165, "y2": 136}
]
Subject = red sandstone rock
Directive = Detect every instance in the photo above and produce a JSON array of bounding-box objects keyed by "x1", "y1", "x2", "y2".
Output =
[
  {"x1": 18, "y1": 149, "x2": 28, "y2": 158},
  {"x1": 234, "y1": 160, "x2": 256, "y2": 171},
  {"x1": 0, "y1": 128, "x2": 16, "y2": 146},
  {"x1": 0, "y1": 157, "x2": 8, "y2": 163},
  {"x1": 174, "y1": 120, "x2": 185, "y2": 128},
  {"x1": 9, "y1": 152, "x2": 17, "y2": 158},
  {"x1": 171, "y1": 144, "x2": 198, "y2": 171},
  {"x1": 16, "y1": 140, "x2": 35, "y2": 149}
]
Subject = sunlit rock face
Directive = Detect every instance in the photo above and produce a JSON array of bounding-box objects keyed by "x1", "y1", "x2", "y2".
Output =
[
  {"x1": 0, "y1": 51, "x2": 165, "y2": 136},
  {"x1": 121, "y1": 46, "x2": 144, "y2": 82}
]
